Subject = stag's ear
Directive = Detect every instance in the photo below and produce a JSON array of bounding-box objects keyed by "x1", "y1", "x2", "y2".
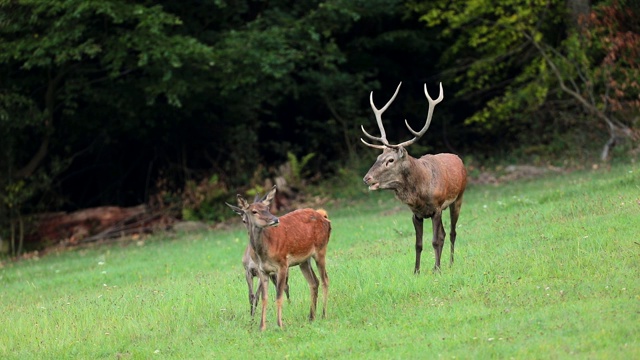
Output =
[
  {"x1": 394, "y1": 146, "x2": 407, "y2": 159},
  {"x1": 236, "y1": 194, "x2": 250, "y2": 209},
  {"x1": 226, "y1": 202, "x2": 243, "y2": 215},
  {"x1": 262, "y1": 185, "x2": 277, "y2": 206}
]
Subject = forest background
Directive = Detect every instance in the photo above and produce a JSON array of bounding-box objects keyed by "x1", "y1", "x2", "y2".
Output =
[{"x1": 1, "y1": 0, "x2": 638, "y2": 255}]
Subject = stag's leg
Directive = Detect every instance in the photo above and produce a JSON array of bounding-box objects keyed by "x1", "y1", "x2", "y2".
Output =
[
  {"x1": 299, "y1": 259, "x2": 319, "y2": 321},
  {"x1": 258, "y1": 271, "x2": 269, "y2": 331},
  {"x1": 314, "y1": 251, "x2": 329, "y2": 318},
  {"x1": 449, "y1": 196, "x2": 463, "y2": 266},
  {"x1": 412, "y1": 214, "x2": 424, "y2": 274},
  {"x1": 275, "y1": 266, "x2": 289, "y2": 329},
  {"x1": 431, "y1": 211, "x2": 445, "y2": 271}
]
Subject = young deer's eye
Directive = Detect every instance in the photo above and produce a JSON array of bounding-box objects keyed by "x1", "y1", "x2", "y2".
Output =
[{"x1": 252, "y1": 210, "x2": 258, "y2": 215}]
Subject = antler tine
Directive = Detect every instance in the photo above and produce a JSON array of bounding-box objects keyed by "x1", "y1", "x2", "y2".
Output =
[
  {"x1": 359, "y1": 137, "x2": 387, "y2": 149},
  {"x1": 396, "y1": 82, "x2": 444, "y2": 148},
  {"x1": 360, "y1": 82, "x2": 403, "y2": 148}
]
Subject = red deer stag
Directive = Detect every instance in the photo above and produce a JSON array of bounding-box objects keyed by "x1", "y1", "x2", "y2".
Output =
[
  {"x1": 226, "y1": 186, "x2": 331, "y2": 331},
  {"x1": 361, "y1": 82, "x2": 467, "y2": 274}
]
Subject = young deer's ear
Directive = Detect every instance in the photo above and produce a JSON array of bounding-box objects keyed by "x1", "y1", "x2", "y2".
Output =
[
  {"x1": 236, "y1": 194, "x2": 250, "y2": 209},
  {"x1": 226, "y1": 202, "x2": 243, "y2": 215},
  {"x1": 262, "y1": 185, "x2": 277, "y2": 206}
]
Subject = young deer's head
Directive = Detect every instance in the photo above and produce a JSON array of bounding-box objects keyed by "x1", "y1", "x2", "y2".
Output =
[{"x1": 226, "y1": 186, "x2": 279, "y2": 229}]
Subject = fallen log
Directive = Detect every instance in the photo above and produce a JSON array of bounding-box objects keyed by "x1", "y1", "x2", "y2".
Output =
[{"x1": 26, "y1": 204, "x2": 174, "y2": 247}]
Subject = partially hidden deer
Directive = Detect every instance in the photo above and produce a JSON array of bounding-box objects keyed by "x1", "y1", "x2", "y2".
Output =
[
  {"x1": 242, "y1": 243, "x2": 289, "y2": 317},
  {"x1": 226, "y1": 186, "x2": 331, "y2": 331},
  {"x1": 361, "y1": 82, "x2": 467, "y2": 274}
]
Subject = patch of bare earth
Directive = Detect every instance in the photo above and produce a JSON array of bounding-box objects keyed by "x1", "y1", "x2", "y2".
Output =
[{"x1": 469, "y1": 165, "x2": 565, "y2": 185}]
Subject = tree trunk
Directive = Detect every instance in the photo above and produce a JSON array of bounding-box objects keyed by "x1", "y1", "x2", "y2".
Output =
[{"x1": 16, "y1": 67, "x2": 69, "y2": 178}]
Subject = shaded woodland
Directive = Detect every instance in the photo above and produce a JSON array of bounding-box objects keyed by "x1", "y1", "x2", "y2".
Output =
[{"x1": 1, "y1": 0, "x2": 638, "y2": 255}]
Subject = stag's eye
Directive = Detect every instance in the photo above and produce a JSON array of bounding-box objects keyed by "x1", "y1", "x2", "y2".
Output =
[
  {"x1": 252, "y1": 210, "x2": 258, "y2": 215},
  {"x1": 386, "y1": 158, "x2": 394, "y2": 166}
]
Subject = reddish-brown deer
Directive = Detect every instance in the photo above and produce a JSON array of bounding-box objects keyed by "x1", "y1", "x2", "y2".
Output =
[
  {"x1": 226, "y1": 186, "x2": 331, "y2": 331},
  {"x1": 242, "y1": 243, "x2": 290, "y2": 317},
  {"x1": 361, "y1": 82, "x2": 467, "y2": 274},
  {"x1": 236, "y1": 194, "x2": 290, "y2": 316}
]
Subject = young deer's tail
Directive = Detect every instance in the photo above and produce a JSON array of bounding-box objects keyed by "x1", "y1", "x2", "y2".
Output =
[{"x1": 315, "y1": 208, "x2": 329, "y2": 220}]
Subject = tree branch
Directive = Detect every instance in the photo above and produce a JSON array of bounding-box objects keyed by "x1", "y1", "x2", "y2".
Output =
[
  {"x1": 15, "y1": 65, "x2": 77, "y2": 178},
  {"x1": 322, "y1": 94, "x2": 355, "y2": 159},
  {"x1": 525, "y1": 32, "x2": 634, "y2": 160}
]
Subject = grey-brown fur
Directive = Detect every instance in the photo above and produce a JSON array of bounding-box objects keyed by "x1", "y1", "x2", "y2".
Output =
[{"x1": 361, "y1": 82, "x2": 467, "y2": 273}]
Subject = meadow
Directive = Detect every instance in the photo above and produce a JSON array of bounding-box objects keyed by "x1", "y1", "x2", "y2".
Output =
[{"x1": 1, "y1": 161, "x2": 638, "y2": 359}]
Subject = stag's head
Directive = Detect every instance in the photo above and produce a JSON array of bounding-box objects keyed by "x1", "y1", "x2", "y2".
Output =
[
  {"x1": 226, "y1": 186, "x2": 279, "y2": 228},
  {"x1": 361, "y1": 82, "x2": 443, "y2": 191}
]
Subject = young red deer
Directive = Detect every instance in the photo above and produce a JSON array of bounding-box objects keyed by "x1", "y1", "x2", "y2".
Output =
[
  {"x1": 242, "y1": 243, "x2": 289, "y2": 317},
  {"x1": 236, "y1": 194, "x2": 290, "y2": 316},
  {"x1": 226, "y1": 186, "x2": 331, "y2": 331},
  {"x1": 361, "y1": 82, "x2": 467, "y2": 274}
]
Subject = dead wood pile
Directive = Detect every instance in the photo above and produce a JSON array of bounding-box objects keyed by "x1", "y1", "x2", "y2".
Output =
[{"x1": 27, "y1": 205, "x2": 176, "y2": 247}]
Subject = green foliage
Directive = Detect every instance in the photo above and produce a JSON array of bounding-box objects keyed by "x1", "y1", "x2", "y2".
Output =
[
  {"x1": 1, "y1": 0, "x2": 433, "y2": 225},
  {"x1": 412, "y1": 0, "x2": 639, "y2": 156},
  {"x1": 0, "y1": 162, "x2": 638, "y2": 358},
  {"x1": 286, "y1": 151, "x2": 316, "y2": 186},
  {"x1": 0, "y1": 0, "x2": 215, "y2": 230},
  {"x1": 180, "y1": 174, "x2": 229, "y2": 222},
  {"x1": 412, "y1": 0, "x2": 566, "y2": 130}
]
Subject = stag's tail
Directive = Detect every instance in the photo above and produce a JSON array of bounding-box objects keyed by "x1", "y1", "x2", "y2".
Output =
[{"x1": 315, "y1": 208, "x2": 329, "y2": 220}]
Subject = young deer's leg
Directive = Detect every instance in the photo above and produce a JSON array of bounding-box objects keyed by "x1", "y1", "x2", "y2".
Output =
[
  {"x1": 270, "y1": 271, "x2": 290, "y2": 301},
  {"x1": 258, "y1": 271, "x2": 269, "y2": 331},
  {"x1": 251, "y1": 281, "x2": 260, "y2": 317},
  {"x1": 431, "y1": 211, "x2": 445, "y2": 271},
  {"x1": 269, "y1": 273, "x2": 278, "y2": 298},
  {"x1": 449, "y1": 196, "x2": 463, "y2": 266},
  {"x1": 275, "y1": 266, "x2": 289, "y2": 328},
  {"x1": 314, "y1": 251, "x2": 329, "y2": 319},
  {"x1": 412, "y1": 214, "x2": 424, "y2": 274},
  {"x1": 299, "y1": 260, "x2": 319, "y2": 321},
  {"x1": 284, "y1": 274, "x2": 290, "y2": 301},
  {"x1": 246, "y1": 269, "x2": 255, "y2": 315}
]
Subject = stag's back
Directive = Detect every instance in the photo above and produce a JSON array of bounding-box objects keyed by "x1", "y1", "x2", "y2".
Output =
[{"x1": 418, "y1": 153, "x2": 467, "y2": 194}]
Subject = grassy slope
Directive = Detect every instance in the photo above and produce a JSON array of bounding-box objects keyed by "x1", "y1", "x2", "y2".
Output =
[{"x1": 1, "y1": 162, "x2": 638, "y2": 359}]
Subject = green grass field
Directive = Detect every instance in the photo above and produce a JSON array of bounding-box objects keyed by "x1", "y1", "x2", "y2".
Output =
[{"x1": 1, "y1": 162, "x2": 638, "y2": 359}]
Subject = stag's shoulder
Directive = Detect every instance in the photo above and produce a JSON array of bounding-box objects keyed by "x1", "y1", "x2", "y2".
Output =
[{"x1": 418, "y1": 153, "x2": 463, "y2": 168}]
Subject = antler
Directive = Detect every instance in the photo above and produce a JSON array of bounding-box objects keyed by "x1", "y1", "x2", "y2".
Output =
[
  {"x1": 360, "y1": 82, "x2": 403, "y2": 149},
  {"x1": 396, "y1": 82, "x2": 443, "y2": 148},
  {"x1": 360, "y1": 82, "x2": 444, "y2": 149}
]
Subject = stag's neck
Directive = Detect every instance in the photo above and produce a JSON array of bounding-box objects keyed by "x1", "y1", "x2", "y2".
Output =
[{"x1": 394, "y1": 155, "x2": 438, "y2": 212}]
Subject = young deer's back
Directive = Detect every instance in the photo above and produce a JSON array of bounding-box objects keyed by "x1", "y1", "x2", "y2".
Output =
[{"x1": 260, "y1": 209, "x2": 331, "y2": 267}]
